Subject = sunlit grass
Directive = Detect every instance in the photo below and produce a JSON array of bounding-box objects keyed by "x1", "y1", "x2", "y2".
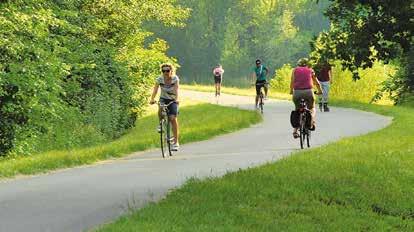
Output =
[
  {"x1": 181, "y1": 84, "x2": 292, "y2": 100},
  {"x1": 182, "y1": 84, "x2": 393, "y2": 106},
  {"x1": 97, "y1": 99, "x2": 414, "y2": 231},
  {"x1": 0, "y1": 103, "x2": 261, "y2": 179}
]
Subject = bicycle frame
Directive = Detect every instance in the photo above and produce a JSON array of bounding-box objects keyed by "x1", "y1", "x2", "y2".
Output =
[
  {"x1": 298, "y1": 99, "x2": 311, "y2": 149},
  {"x1": 158, "y1": 101, "x2": 175, "y2": 158},
  {"x1": 256, "y1": 83, "x2": 266, "y2": 114}
]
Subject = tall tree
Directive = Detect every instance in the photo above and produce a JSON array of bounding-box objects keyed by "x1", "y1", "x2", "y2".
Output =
[{"x1": 311, "y1": 0, "x2": 413, "y2": 103}]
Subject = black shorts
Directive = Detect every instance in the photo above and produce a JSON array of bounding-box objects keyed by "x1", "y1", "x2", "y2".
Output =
[
  {"x1": 255, "y1": 80, "x2": 266, "y2": 96},
  {"x1": 214, "y1": 75, "x2": 222, "y2": 84},
  {"x1": 160, "y1": 98, "x2": 179, "y2": 116}
]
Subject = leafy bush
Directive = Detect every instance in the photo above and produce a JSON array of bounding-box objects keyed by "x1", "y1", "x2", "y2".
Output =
[
  {"x1": 0, "y1": 0, "x2": 189, "y2": 156},
  {"x1": 270, "y1": 63, "x2": 395, "y2": 103}
]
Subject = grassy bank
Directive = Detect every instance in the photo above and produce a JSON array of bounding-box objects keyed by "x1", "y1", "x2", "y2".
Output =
[
  {"x1": 98, "y1": 100, "x2": 414, "y2": 231},
  {"x1": 0, "y1": 103, "x2": 261, "y2": 179},
  {"x1": 181, "y1": 84, "x2": 292, "y2": 101}
]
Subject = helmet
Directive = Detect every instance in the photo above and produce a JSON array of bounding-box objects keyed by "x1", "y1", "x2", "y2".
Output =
[
  {"x1": 255, "y1": 59, "x2": 261, "y2": 65},
  {"x1": 297, "y1": 58, "x2": 309, "y2": 67}
]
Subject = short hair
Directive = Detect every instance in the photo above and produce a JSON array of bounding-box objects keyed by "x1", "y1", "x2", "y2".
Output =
[{"x1": 297, "y1": 58, "x2": 309, "y2": 67}]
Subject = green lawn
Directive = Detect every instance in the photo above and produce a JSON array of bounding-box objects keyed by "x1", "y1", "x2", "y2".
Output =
[
  {"x1": 98, "y1": 99, "x2": 414, "y2": 231},
  {"x1": 0, "y1": 103, "x2": 261, "y2": 179},
  {"x1": 181, "y1": 84, "x2": 292, "y2": 101}
]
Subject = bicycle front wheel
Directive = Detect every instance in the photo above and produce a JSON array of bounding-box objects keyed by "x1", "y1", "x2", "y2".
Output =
[
  {"x1": 160, "y1": 120, "x2": 167, "y2": 158},
  {"x1": 259, "y1": 93, "x2": 264, "y2": 114},
  {"x1": 166, "y1": 120, "x2": 173, "y2": 156}
]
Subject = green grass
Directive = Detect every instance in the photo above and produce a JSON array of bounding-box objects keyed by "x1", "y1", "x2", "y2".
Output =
[
  {"x1": 97, "y1": 99, "x2": 414, "y2": 231},
  {"x1": 181, "y1": 84, "x2": 292, "y2": 100},
  {"x1": 0, "y1": 103, "x2": 261, "y2": 179}
]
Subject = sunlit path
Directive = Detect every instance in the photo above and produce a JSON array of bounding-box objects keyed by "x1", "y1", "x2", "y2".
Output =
[{"x1": 0, "y1": 91, "x2": 391, "y2": 232}]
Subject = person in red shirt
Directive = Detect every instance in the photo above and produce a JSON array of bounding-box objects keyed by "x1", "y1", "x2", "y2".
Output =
[{"x1": 316, "y1": 61, "x2": 333, "y2": 112}]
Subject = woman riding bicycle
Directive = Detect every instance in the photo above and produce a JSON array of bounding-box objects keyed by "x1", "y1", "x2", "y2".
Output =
[
  {"x1": 290, "y1": 58, "x2": 322, "y2": 139},
  {"x1": 149, "y1": 63, "x2": 180, "y2": 151}
]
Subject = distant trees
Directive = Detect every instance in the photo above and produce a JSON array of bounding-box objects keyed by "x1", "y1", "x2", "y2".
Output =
[{"x1": 152, "y1": 0, "x2": 330, "y2": 83}]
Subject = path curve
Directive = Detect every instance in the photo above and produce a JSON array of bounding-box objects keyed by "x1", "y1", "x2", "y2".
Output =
[{"x1": 0, "y1": 91, "x2": 391, "y2": 232}]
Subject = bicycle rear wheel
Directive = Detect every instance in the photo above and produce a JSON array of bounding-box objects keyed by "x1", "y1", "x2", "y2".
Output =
[
  {"x1": 299, "y1": 114, "x2": 306, "y2": 149},
  {"x1": 306, "y1": 129, "x2": 311, "y2": 148}
]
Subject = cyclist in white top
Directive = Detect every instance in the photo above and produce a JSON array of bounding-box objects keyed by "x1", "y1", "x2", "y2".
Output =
[{"x1": 150, "y1": 63, "x2": 180, "y2": 151}]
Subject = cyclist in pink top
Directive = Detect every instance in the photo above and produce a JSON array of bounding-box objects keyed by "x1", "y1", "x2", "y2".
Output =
[{"x1": 290, "y1": 58, "x2": 322, "y2": 138}]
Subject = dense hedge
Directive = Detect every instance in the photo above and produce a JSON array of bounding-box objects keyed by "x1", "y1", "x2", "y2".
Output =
[{"x1": 0, "y1": 0, "x2": 188, "y2": 155}]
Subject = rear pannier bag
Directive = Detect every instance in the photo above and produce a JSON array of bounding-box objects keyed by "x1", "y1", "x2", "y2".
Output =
[{"x1": 290, "y1": 110, "x2": 300, "y2": 128}]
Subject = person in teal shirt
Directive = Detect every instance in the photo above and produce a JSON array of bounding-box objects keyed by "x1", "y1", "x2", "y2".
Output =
[{"x1": 251, "y1": 59, "x2": 269, "y2": 108}]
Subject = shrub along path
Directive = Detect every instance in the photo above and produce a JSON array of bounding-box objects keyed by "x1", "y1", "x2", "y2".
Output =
[{"x1": 0, "y1": 91, "x2": 390, "y2": 232}]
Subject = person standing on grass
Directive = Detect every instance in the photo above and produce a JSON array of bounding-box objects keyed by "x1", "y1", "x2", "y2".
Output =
[
  {"x1": 316, "y1": 60, "x2": 333, "y2": 112},
  {"x1": 213, "y1": 64, "x2": 224, "y2": 96},
  {"x1": 290, "y1": 58, "x2": 323, "y2": 139},
  {"x1": 149, "y1": 63, "x2": 180, "y2": 151}
]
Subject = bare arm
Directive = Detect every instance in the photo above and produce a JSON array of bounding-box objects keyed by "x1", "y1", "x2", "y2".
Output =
[
  {"x1": 174, "y1": 79, "x2": 179, "y2": 103},
  {"x1": 312, "y1": 72, "x2": 323, "y2": 94},
  {"x1": 251, "y1": 72, "x2": 256, "y2": 84},
  {"x1": 290, "y1": 70, "x2": 294, "y2": 94},
  {"x1": 150, "y1": 83, "x2": 159, "y2": 104}
]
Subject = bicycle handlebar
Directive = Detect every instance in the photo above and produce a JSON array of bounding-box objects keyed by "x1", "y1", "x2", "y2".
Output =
[
  {"x1": 158, "y1": 101, "x2": 177, "y2": 107},
  {"x1": 252, "y1": 82, "x2": 269, "y2": 86}
]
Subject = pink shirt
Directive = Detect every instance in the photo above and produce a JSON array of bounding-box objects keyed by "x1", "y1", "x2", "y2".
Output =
[
  {"x1": 293, "y1": 67, "x2": 314, "y2": 90},
  {"x1": 213, "y1": 67, "x2": 224, "y2": 76}
]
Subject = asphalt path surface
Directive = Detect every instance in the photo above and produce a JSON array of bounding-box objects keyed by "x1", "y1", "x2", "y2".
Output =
[{"x1": 0, "y1": 90, "x2": 391, "y2": 232}]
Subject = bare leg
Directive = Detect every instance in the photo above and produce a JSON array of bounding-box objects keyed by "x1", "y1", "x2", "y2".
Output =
[
  {"x1": 218, "y1": 83, "x2": 221, "y2": 95},
  {"x1": 264, "y1": 85, "x2": 268, "y2": 98},
  {"x1": 170, "y1": 116, "x2": 179, "y2": 144},
  {"x1": 157, "y1": 106, "x2": 162, "y2": 121},
  {"x1": 310, "y1": 106, "x2": 316, "y2": 127},
  {"x1": 255, "y1": 95, "x2": 259, "y2": 107}
]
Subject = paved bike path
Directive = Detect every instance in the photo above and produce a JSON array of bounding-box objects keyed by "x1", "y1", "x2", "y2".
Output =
[{"x1": 0, "y1": 91, "x2": 391, "y2": 232}]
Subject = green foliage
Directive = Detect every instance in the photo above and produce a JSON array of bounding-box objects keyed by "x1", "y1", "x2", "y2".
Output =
[
  {"x1": 270, "y1": 62, "x2": 395, "y2": 103},
  {"x1": 374, "y1": 42, "x2": 414, "y2": 104},
  {"x1": 311, "y1": 0, "x2": 414, "y2": 103},
  {"x1": 0, "y1": 0, "x2": 189, "y2": 156},
  {"x1": 152, "y1": 0, "x2": 330, "y2": 84}
]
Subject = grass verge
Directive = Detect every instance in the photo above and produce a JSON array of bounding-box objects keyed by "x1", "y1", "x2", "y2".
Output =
[
  {"x1": 181, "y1": 84, "x2": 292, "y2": 101},
  {"x1": 0, "y1": 103, "x2": 261, "y2": 179},
  {"x1": 98, "y1": 99, "x2": 414, "y2": 231}
]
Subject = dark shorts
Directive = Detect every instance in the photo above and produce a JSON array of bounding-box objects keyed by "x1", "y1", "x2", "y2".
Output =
[
  {"x1": 160, "y1": 98, "x2": 179, "y2": 116},
  {"x1": 214, "y1": 75, "x2": 222, "y2": 84},
  {"x1": 255, "y1": 80, "x2": 266, "y2": 96}
]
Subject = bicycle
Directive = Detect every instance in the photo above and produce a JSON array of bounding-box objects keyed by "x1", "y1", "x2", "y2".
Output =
[
  {"x1": 157, "y1": 101, "x2": 176, "y2": 158},
  {"x1": 255, "y1": 82, "x2": 266, "y2": 114},
  {"x1": 298, "y1": 98, "x2": 312, "y2": 149}
]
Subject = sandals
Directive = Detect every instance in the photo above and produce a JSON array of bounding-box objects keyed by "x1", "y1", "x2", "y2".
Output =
[{"x1": 293, "y1": 132, "x2": 300, "y2": 139}]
